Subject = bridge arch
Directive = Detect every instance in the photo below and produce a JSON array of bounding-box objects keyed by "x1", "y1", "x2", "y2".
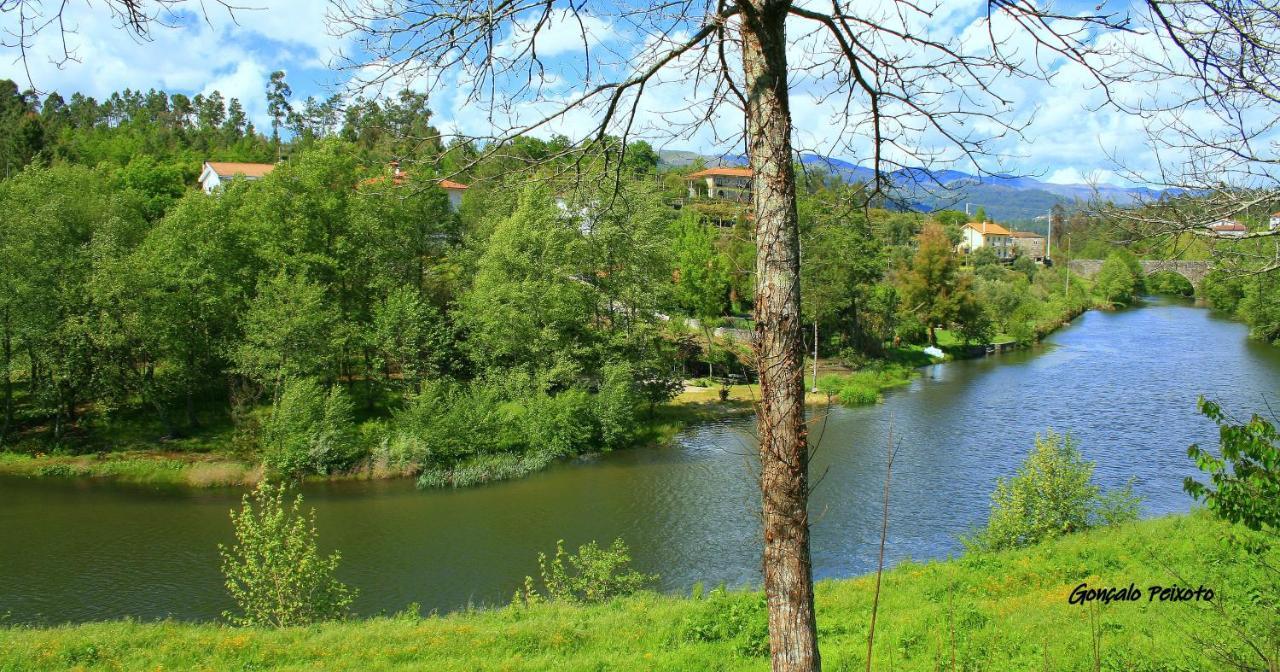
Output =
[{"x1": 1066, "y1": 259, "x2": 1209, "y2": 290}]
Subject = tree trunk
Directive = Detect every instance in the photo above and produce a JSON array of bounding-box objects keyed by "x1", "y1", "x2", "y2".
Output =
[{"x1": 740, "y1": 3, "x2": 821, "y2": 671}]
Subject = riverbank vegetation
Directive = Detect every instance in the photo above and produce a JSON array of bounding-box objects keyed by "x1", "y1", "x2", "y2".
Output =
[
  {"x1": 2, "y1": 511, "x2": 1269, "y2": 671},
  {"x1": 0, "y1": 78, "x2": 1125, "y2": 486}
]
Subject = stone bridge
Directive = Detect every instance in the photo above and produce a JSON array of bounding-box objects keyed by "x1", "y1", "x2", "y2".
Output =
[{"x1": 1067, "y1": 259, "x2": 1211, "y2": 289}]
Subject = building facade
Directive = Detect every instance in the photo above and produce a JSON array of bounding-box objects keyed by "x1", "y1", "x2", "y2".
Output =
[
  {"x1": 686, "y1": 167, "x2": 753, "y2": 201},
  {"x1": 1009, "y1": 230, "x2": 1047, "y2": 260},
  {"x1": 959, "y1": 221, "x2": 1014, "y2": 260}
]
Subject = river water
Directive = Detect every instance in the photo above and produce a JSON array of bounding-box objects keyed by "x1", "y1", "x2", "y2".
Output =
[{"x1": 1, "y1": 297, "x2": 1277, "y2": 624}]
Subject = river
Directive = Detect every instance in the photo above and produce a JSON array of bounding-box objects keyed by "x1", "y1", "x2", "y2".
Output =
[{"x1": 1, "y1": 296, "x2": 1277, "y2": 624}]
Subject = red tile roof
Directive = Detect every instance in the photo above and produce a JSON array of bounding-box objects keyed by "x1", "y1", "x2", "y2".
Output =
[
  {"x1": 1008, "y1": 230, "x2": 1044, "y2": 238},
  {"x1": 1210, "y1": 220, "x2": 1247, "y2": 231},
  {"x1": 687, "y1": 167, "x2": 753, "y2": 179},
  {"x1": 206, "y1": 161, "x2": 275, "y2": 178},
  {"x1": 360, "y1": 170, "x2": 469, "y2": 191}
]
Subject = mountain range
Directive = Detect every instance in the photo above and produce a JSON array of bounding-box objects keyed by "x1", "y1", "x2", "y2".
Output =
[{"x1": 659, "y1": 150, "x2": 1162, "y2": 226}]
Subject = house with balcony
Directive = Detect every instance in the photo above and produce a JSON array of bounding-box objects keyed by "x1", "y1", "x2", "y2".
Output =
[
  {"x1": 686, "y1": 167, "x2": 753, "y2": 202},
  {"x1": 959, "y1": 221, "x2": 1014, "y2": 260}
]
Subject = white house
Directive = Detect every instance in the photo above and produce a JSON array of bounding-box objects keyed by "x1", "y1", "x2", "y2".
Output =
[
  {"x1": 440, "y1": 179, "x2": 468, "y2": 211},
  {"x1": 198, "y1": 161, "x2": 276, "y2": 194},
  {"x1": 1269, "y1": 212, "x2": 1279, "y2": 231},
  {"x1": 1209, "y1": 219, "x2": 1248, "y2": 238},
  {"x1": 959, "y1": 221, "x2": 1014, "y2": 260}
]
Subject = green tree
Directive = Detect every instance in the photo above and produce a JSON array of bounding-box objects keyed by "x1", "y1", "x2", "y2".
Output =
[
  {"x1": 129, "y1": 190, "x2": 255, "y2": 429},
  {"x1": 233, "y1": 270, "x2": 337, "y2": 393},
  {"x1": 799, "y1": 188, "x2": 886, "y2": 357},
  {"x1": 220, "y1": 482, "x2": 355, "y2": 626},
  {"x1": 459, "y1": 185, "x2": 595, "y2": 383},
  {"x1": 368, "y1": 286, "x2": 454, "y2": 390},
  {"x1": 671, "y1": 213, "x2": 731, "y2": 377},
  {"x1": 967, "y1": 429, "x2": 1141, "y2": 551},
  {"x1": 1094, "y1": 249, "x2": 1144, "y2": 307},
  {"x1": 897, "y1": 223, "x2": 961, "y2": 345},
  {"x1": 596, "y1": 361, "x2": 641, "y2": 450},
  {"x1": 1238, "y1": 275, "x2": 1280, "y2": 345},
  {"x1": 266, "y1": 70, "x2": 293, "y2": 156}
]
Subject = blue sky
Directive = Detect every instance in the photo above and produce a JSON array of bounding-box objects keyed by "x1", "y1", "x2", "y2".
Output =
[{"x1": 0, "y1": 0, "x2": 1198, "y2": 187}]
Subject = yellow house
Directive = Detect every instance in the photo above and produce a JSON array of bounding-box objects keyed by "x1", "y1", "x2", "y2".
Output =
[{"x1": 960, "y1": 221, "x2": 1013, "y2": 260}]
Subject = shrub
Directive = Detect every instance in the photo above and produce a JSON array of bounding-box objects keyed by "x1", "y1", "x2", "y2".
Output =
[
  {"x1": 524, "y1": 387, "x2": 598, "y2": 457},
  {"x1": 385, "y1": 380, "x2": 519, "y2": 467},
  {"x1": 219, "y1": 482, "x2": 356, "y2": 626},
  {"x1": 966, "y1": 429, "x2": 1141, "y2": 551},
  {"x1": 815, "y1": 366, "x2": 911, "y2": 406},
  {"x1": 515, "y1": 538, "x2": 656, "y2": 605},
  {"x1": 596, "y1": 362, "x2": 641, "y2": 450},
  {"x1": 261, "y1": 378, "x2": 361, "y2": 478},
  {"x1": 838, "y1": 383, "x2": 880, "y2": 405}
]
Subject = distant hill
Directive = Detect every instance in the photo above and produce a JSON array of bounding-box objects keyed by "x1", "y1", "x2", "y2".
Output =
[{"x1": 658, "y1": 150, "x2": 1162, "y2": 226}]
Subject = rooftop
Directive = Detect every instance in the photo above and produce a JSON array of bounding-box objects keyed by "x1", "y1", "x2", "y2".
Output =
[
  {"x1": 1009, "y1": 230, "x2": 1045, "y2": 238},
  {"x1": 964, "y1": 221, "x2": 1012, "y2": 236},
  {"x1": 687, "y1": 167, "x2": 753, "y2": 179},
  {"x1": 360, "y1": 170, "x2": 469, "y2": 191},
  {"x1": 205, "y1": 161, "x2": 276, "y2": 178}
]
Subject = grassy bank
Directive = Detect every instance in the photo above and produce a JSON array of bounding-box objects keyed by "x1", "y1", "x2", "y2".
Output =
[
  {"x1": 2, "y1": 512, "x2": 1270, "y2": 670},
  {"x1": 0, "y1": 450, "x2": 258, "y2": 487},
  {"x1": 0, "y1": 390, "x2": 754, "y2": 489}
]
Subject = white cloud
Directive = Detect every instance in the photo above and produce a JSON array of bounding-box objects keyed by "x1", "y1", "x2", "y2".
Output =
[
  {"x1": 0, "y1": 0, "x2": 339, "y2": 133},
  {"x1": 3, "y1": 0, "x2": 1268, "y2": 188}
]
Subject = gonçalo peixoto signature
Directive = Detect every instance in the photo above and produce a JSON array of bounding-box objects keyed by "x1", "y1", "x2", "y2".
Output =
[{"x1": 1068, "y1": 582, "x2": 1215, "y2": 605}]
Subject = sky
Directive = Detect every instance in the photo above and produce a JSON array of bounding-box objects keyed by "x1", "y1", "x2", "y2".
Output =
[{"x1": 0, "y1": 0, "x2": 1232, "y2": 187}]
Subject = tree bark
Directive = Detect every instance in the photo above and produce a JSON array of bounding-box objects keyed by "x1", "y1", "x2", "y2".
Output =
[{"x1": 740, "y1": 3, "x2": 821, "y2": 670}]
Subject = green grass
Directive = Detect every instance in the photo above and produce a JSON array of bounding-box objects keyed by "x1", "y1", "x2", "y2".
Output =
[
  {"x1": 0, "y1": 450, "x2": 258, "y2": 487},
  {"x1": 814, "y1": 364, "x2": 916, "y2": 406},
  {"x1": 1, "y1": 512, "x2": 1270, "y2": 670}
]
